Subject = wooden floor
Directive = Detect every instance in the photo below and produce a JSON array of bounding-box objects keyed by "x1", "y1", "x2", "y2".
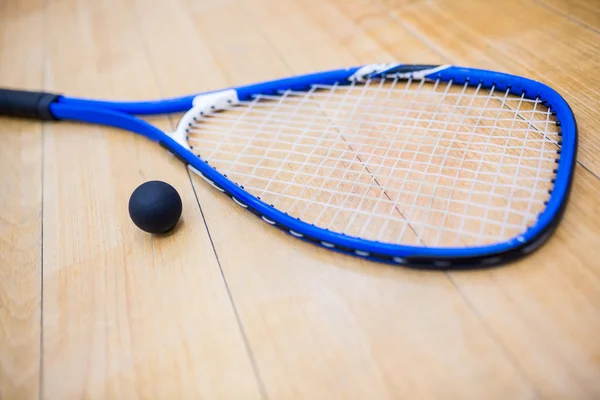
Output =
[{"x1": 1, "y1": 0, "x2": 600, "y2": 398}]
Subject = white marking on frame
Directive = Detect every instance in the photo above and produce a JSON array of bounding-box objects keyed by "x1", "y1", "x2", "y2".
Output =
[
  {"x1": 192, "y1": 89, "x2": 239, "y2": 109},
  {"x1": 395, "y1": 65, "x2": 451, "y2": 80},
  {"x1": 171, "y1": 89, "x2": 240, "y2": 149},
  {"x1": 289, "y1": 230, "x2": 304, "y2": 238},
  {"x1": 232, "y1": 197, "x2": 248, "y2": 208},
  {"x1": 262, "y1": 216, "x2": 276, "y2": 225},
  {"x1": 348, "y1": 63, "x2": 451, "y2": 82},
  {"x1": 188, "y1": 165, "x2": 225, "y2": 192},
  {"x1": 348, "y1": 64, "x2": 399, "y2": 81}
]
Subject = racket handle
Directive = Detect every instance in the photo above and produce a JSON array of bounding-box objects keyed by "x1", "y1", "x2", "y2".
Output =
[{"x1": 0, "y1": 88, "x2": 61, "y2": 120}]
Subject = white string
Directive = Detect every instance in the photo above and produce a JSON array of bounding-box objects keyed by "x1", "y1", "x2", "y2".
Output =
[
  {"x1": 189, "y1": 137, "x2": 558, "y2": 164},
  {"x1": 320, "y1": 77, "x2": 393, "y2": 232},
  {"x1": 201, "y1": 166, "x2": 551, "y2": 202},
  {"x1": 241, "y1": 187, "x2": 538, "y2": 221},
  {"x1": 190, "y1": 110, "x2": 554, "y2": 134},
  {"x1": 358, "y1": 77, "x2": 423, "y2": 241},
  {"x1": 186, "y1": 77, "x2": 561, "y2": 247},
  {"x1": 373, "y1": 77, "x2": 452, "y2": 243},
  {"x1": 344, "y1": 76, "x2": 414, "y2": 238},
  {"x1": 279, "y1": 80, "x2": 359, "y2": 216},
  {"x1": 500, "y1": 94, "x2": 545, "y2": 238},
  {"x1": 295, "y1": 77, "x2": 380, "y2": 227},
  {"x1": 387, "y1": 78, "x2": 454, "y2": 244},
  {"x1": 221, "y1": 90, "x2": 295, "y2": 176},
  {"x1": 429, "y1": 80, "x2": 483, "y2": 246},
  {"x1": 451, "y1": 82, "x2": 502, "y2": 245}
]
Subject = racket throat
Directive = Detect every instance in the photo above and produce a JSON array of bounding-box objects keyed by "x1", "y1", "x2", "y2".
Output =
[{"x1": 169, "y1": 89, "x2": 239, "y2": 149}]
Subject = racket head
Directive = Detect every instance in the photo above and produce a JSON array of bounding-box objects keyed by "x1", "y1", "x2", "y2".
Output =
[
  {"x1": 48, "y1": 64, "x2": 576, "y2": 269},
  {"x1": 160, "y1": 64, "x2": 576, "y2": 269}
]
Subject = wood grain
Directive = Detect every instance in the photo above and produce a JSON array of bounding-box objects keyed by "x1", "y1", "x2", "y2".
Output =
[
  {"x1": 536, "y1": 0, "x2": 600, "y2": 31},
  {"x1": 387, "y1": 0, "x2": 600, "y2": 176},
  {"x1": 0, "y1": 0, "x2": 598, "y2": 398},
  {"x1": 353, "y1": 0, "x2": 600, "y2": 397},
  {"x1": 175, "y1": 0, "x2": 549, "y2": 398},
  {"x1": 40, "y1": 0, "x2": 262, "y2": 398},
  {"x1": 206, "y1": 0, "x2": 599, "y2": 397},
  {"x1": 0, "y1": 1, "x2": 44, "y2": 399}
]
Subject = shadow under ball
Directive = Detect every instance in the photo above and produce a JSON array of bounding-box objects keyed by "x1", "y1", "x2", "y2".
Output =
[{"x1": 128, "y1": 180, "x2": 183, "y2": 234}]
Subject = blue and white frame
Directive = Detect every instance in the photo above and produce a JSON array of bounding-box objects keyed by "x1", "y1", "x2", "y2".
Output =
[{"x1": 21, "y1": 63, "x2": 578, "y2": 269}]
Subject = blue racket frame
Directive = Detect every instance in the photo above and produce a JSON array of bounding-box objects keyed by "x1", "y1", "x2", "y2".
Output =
[{"x1": 19, "y1": 64, "x2": 578, "y2": 268}]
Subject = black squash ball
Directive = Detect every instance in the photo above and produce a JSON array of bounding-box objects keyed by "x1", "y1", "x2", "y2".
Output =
[{"x1": 128, "y1": 180, "x2": 182, "y2": 234}]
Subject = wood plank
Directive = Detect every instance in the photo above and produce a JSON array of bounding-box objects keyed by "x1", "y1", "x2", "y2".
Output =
[
  {"x1": 355, "y1": 0, "x2": 600, "y2": 397},
  {"x1": 0, "y1": 1, "x2": 44, "y2": 398},
  {"x1": 172, "y1": 0, "x2": 545, "y2": 398},
  {"x1": 537, "y1": 0, "x2": 600, "y2": 31},
  {"x1": 41, "y1": 0, "x2": 262, "y2": 398},
  {"x1": 191, "y1": 0, "x2": 600, "y2": 397},
  {"x1": 2, "y1": 0, "x2": 598, "y2": 398},
  {"x1": 387, "y1": 0, "x2": 600, "y2": 177}
]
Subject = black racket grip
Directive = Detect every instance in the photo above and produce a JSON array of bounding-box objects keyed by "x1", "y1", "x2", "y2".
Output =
[{"x1": 0, "y1": 88, "x2": 61, "y2": 120}]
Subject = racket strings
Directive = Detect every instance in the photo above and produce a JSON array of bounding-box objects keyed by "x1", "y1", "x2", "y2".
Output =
[{"x1": 186, "y1": 76, "x2": 561, "y2": 248}]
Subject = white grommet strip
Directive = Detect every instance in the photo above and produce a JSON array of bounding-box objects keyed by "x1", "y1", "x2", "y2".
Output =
[
  {"x1": 232, "y1": 197, "x2": 248, "y2": 208},
  {"x1": 262, "y1": 216, "x2": 275, "y2": 225},
  {"x1": 188, "y1": 165, "x2": 225, "y2": 192}
]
